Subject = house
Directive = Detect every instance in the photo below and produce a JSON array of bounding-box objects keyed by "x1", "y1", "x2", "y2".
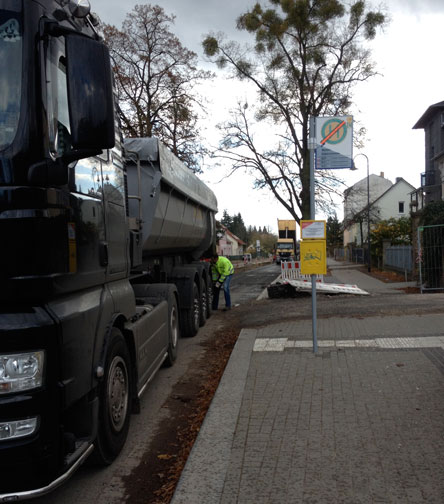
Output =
[
  {"x1": 411, "y1": 101, "x2": 444, "y2": 209},
  {"x1": 411, "y1": 102, "x2": 444, "y2": 290},
  {"x1": 217, "y1": 224, "x2": 246, "y2": 257},
  {"x1": 343, "y1": 173, "x2": 415, "y2": 246}
]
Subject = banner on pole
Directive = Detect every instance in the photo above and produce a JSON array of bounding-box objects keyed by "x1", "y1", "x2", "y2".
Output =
[{"x1": 315, "y1": 116, "x2": 353, "y2": 169}]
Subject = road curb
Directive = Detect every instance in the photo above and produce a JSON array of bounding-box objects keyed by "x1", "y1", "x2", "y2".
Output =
[{"x1": 171, "y1": 328, "x2": 257, "y2": 504}]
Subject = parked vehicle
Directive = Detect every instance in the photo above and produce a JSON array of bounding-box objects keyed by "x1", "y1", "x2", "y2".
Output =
[
  {"x1": 0, "y1": 0, "x2": 217, "y2": 499},
  {"x1": 275, "y1": 219, "x2": 298, "y2": 264}
]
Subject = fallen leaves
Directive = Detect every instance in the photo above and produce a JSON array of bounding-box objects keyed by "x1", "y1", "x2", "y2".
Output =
[
  {"x1": 122, "y1": 325, "x2": 241, "y2": 504},
  {"x1": 157, "y1": 454, "x2": 174, "y2": 460}
]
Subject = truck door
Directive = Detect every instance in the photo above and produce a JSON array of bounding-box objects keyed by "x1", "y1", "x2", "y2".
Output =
[
  {"x1": 45, "y1": 33, "x2": 108, "y2": 285},
  {"x1": 70, "y1": 156, "x2": 107, "y2": 284},
  {"x1": 101, "y1": 147, "x2": 129, "y2": 280}
]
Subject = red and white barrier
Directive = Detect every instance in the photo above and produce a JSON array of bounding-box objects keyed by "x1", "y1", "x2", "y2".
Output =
[{"x1": 280, "y1": 260, "x2": 324, "y2": 282}]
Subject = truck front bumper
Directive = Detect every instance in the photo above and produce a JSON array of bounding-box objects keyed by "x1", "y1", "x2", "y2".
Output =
[
  {"x1": 0, "y1": 444, "x2": 94, "y2": 501},
  {"x1": 0, "y1": 306, "x2": 65, "y2": 496}
]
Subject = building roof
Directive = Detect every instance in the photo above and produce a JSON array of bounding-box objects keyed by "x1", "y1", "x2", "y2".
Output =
[
  {"x1": 344, "y1": 173, "x2": 391, "y2": 197},
  {"x1": 219, "y1": 224, "x2": 246, "y2": 246},
  {"x1": 413, "y1": 101, "x2": 444, "y2": 129}
]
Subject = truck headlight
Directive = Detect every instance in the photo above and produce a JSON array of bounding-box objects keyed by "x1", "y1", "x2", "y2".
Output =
[
  {"x1": 0, "y1": 351, "x2": 45, "y2": 394},
  {"x1": 0, "y1": 417, "x2": 38, "y2": 441}
]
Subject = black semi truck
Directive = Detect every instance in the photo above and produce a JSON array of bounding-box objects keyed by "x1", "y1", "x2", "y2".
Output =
[{"x1": 0, "y1": 0, "x2": 217, "y2": 499}]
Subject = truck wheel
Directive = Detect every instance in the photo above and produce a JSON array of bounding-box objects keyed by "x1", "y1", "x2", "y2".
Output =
[
  {"x1": 163, "y1": 290, "x2": 179, "y2": 367},
  {"x1": 199, "y1": 277, "x2": 208, "y2": 327},
  {"x1": 181, "y1": 282, "x2": 200, "y2": 337},
  {"x1": 92, "y1": 328, "x2": 131, "y2": 466},
  {"x1": 206, "y1": 281, "x2": 213, "y2": 319}
]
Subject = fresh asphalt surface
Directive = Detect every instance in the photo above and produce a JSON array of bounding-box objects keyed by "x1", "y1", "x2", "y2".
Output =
[{"x1": 230, "y1": 262, "x2": 280, "y2": 306}]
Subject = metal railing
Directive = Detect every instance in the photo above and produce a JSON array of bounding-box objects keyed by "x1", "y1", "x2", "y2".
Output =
[{"x1": 411, "y1": 171, "x2": 442, "y2": 211}]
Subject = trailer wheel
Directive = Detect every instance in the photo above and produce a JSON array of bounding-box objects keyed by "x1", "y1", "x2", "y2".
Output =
[
  {"x1": 181, "y1": 281, "x2": 200, "y2": 337},
  {"x1": 206, "y1": 281, "x2": 213, "y2": 319},
  {"x1": 199, "y1": 277, "x2": 208, "y2": 327},
  {"x1": 163, "y1": 290, "x2": 179, "y2": 367},
  {"x1": 92, "y1": 328, "x2": 131, "y2": 465}
]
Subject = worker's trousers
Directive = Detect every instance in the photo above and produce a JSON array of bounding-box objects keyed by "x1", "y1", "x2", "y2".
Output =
[{"x1": 212, "y1": 274, "x2": 232, "y2": 310}]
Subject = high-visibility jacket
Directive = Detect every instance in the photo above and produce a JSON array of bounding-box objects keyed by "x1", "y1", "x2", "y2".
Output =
[{"x1": 211, "y1": 256, "x2": 234, "y2": 284}]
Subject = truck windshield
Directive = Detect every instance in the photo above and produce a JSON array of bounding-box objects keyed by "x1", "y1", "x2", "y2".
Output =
[{"x1": 0, "y1": 6, "x2": 22, "y2": 151}]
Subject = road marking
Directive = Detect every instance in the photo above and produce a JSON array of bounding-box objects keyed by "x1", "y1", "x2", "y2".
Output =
[{"x1": 253, "y1": 336, "x2": 444, "y2": 352}]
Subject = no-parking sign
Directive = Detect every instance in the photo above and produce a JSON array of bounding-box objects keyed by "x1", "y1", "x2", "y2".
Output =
[{"x1": 315, "y1": 116, "x2": 353, "y2": 169}]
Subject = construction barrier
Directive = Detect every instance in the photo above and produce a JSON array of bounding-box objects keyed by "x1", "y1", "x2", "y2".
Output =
[{"x1": 280, "y1": 260, "x2": 324, "y2": 282}]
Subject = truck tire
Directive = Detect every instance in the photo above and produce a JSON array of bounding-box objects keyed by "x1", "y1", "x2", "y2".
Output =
[
  {"x1": 181, "y1": 281, "x2": 200, "y2": 338},
  {"x1": 163, "y1": 289, "x2": 179, "y2": 367},
  {"x1": 92, "y1": 328, "x2": 131, "y2": 466},
  {"x1": 199, "y1": 276, "x2": 208, "y2": 327},
  {"x1": 206, "y1": 281, "x2": 213, "y2": 319}
]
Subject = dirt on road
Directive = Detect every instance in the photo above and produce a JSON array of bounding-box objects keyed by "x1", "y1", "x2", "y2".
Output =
[{"x1": 122, "y1": 270, "x2": 443, "y2": 503}]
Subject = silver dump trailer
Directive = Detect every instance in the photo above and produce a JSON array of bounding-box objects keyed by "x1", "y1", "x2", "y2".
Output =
[
  {"x1": 124, "y1": 137, "x2": 217, "y2": 261},
  {"x1": 123, "y1": 137, "x2": 218, "y2": 341}
]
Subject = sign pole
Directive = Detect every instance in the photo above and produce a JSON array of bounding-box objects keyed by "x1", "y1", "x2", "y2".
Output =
[
  {"x1": 306, "y1": 115, "x2": 353, "y2": 353},
  {"x1": 309, "y1": 116, "x2": 318, "y2": 353}
]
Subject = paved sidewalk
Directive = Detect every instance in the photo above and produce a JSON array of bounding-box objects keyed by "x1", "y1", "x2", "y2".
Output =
[
  {"x1": 171, "y1": 262, "x2": 444, "y2": 504},
  {"x1": 326, "y1": 258, "x2": 417, "y2": 293}
]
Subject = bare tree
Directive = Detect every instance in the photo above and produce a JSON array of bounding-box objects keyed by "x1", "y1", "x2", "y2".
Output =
[
  {"x1": 203, "y1": 0, "x2": 386, "y2": 221},
  {"x1": 102, "y1": 4, "x2": 212, "y2": 171},
  {"x1": 343, "y1": 183, "x2": 380, "y2": 245}
]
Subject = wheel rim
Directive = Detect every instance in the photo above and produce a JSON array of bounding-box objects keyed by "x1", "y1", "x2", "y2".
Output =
[
  {"x1": 107, "y1": 355, "x2": 129, "y2": 432},
  {"x1": 171, "y1": 305, "x2": 179, "y2": 348}
]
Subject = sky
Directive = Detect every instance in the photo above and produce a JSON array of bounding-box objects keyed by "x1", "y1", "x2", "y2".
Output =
[{"x1": 91, "y1": 0, "x2": 444, "y2": 235}]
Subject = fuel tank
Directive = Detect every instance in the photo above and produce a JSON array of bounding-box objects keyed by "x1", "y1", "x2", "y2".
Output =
[{"x1": 124, "y1": 138, "x2": 217, "y2": 260}]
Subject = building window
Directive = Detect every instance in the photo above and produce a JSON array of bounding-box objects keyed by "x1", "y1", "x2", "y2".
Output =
[{"x1": 398, "y1": 201, "x2": 405, "y2": 214}]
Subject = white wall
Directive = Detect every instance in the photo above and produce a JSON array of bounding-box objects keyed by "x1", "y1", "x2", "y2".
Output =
[
  {"x1": 344, "y1": 174, "x2": 393, "y2": 221},
  {"x1": 343, "y1": 178, "x2": 415, "y2": 246},
  {"x1": 376, "y1": 180, "x2": 414, "y2": 220},
  {"x1": 343, "y1": 174, "x2": 393, "y2": 245}
]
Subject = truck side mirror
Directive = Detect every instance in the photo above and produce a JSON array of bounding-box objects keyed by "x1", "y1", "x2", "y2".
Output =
[{"x1": 65, "y1": 34, "x2": 115, "y2": 150}]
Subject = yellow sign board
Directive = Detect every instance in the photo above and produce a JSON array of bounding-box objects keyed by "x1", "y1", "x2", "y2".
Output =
[{"x1": 300, "y1": 240, "x2": 326, "y2": 275}]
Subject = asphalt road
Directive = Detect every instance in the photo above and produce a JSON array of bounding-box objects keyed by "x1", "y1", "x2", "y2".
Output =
[
  {"x1": 30, "y1": 263, "x2": 277, "y2": 504},
  {"x1": 230, "y1": 262, "x2": 280, "y2": 305}
]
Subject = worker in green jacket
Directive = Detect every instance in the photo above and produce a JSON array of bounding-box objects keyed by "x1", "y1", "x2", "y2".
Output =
[{"x1": 210, "y1": 253, "x2": 234, "y2": 311}]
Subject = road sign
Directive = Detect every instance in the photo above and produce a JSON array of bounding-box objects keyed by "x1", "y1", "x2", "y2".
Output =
[
  {"x1": 315, "y1": 116, "x2": 353, "y2": 169},
  {"x1": 301, "y1": 220, "x2": 326, "y2": 240}
]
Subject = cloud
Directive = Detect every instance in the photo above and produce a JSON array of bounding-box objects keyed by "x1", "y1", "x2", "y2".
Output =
[{"x1": 390, "y1": 0, "x2": 444, "y2": 12}]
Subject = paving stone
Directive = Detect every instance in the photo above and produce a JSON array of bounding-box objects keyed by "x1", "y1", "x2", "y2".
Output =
[{"x1": 172, "y1": 277, "x2": 444, "y2": 504}]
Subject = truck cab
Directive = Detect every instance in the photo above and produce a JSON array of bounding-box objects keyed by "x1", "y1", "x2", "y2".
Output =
[
  {"x1": 275, "y1": 239, "x2": 295, "y2": 264},
  {"x1": 0, "y1": 0, "x2": 131, "y2": 497},
  {"x1": 276, "y1": 219, "x2": 298, "y2": 264}
]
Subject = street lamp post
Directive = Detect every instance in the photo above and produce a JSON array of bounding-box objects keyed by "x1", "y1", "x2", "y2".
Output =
[{"x1": 354, "y1": 153, "x2": 371, "y2": 272}]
